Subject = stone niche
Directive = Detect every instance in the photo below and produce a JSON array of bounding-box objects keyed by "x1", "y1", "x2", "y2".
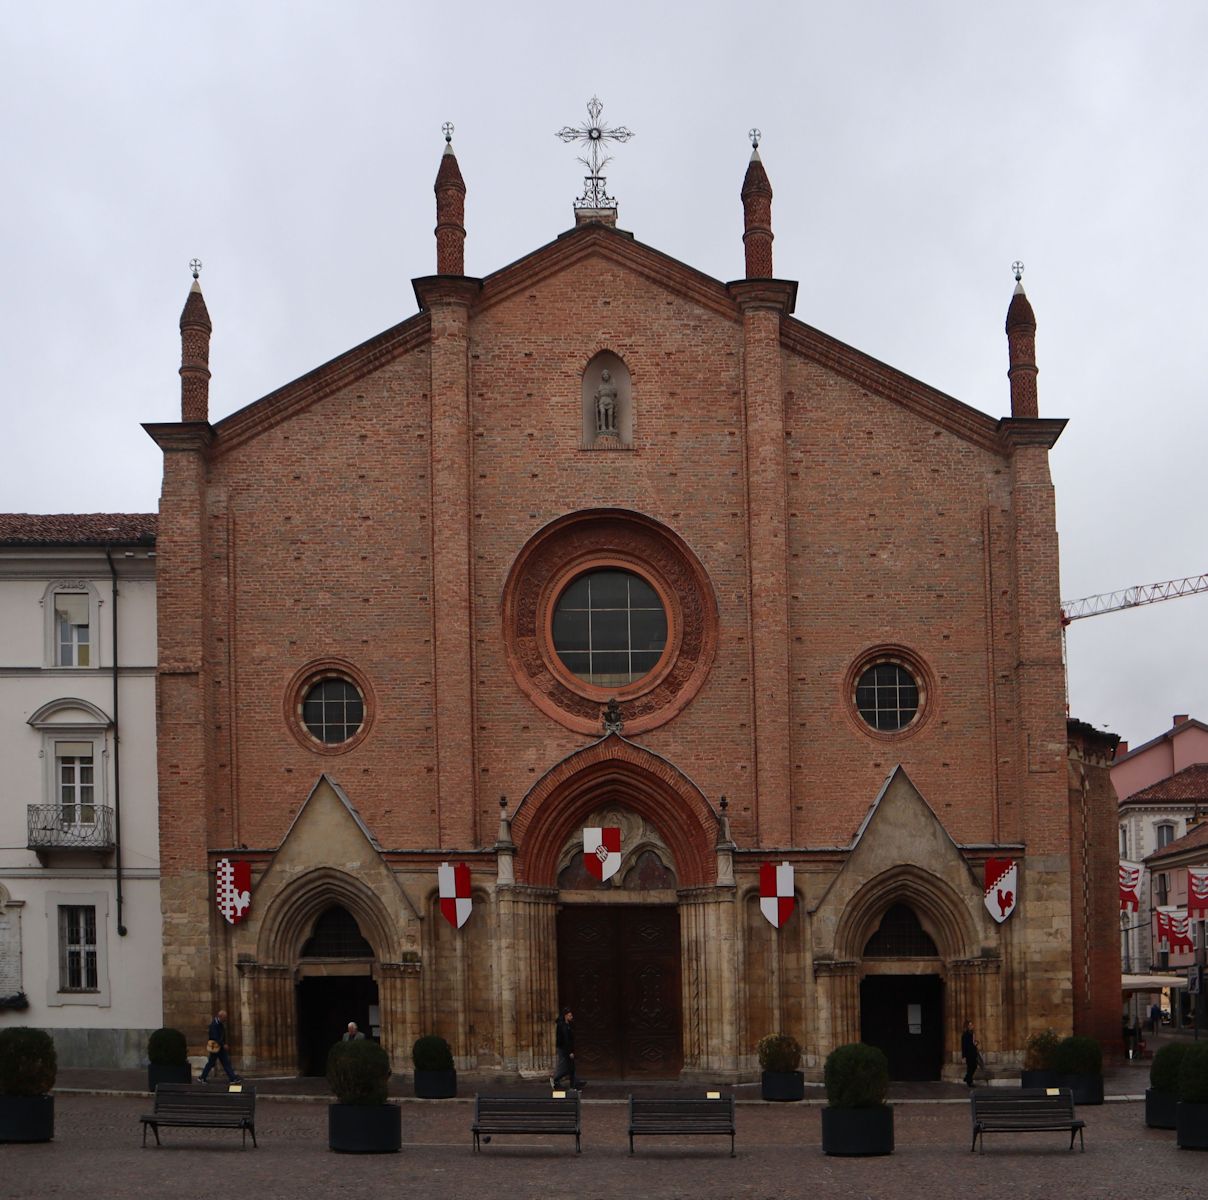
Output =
[{"x1": 581, "y1": 351, "x2": 633, "y2": 448}]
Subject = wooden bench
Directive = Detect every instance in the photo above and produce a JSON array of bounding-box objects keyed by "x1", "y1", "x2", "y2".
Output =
[
  {"x1": 472, "y1": 1094, "x2": 581, "y2": 1153},
  {"x1": 140, "y1": 1084, "x2": 257, "y2": 1148},
  {"x1": 628, "y1": 1096, "x2": 736, "y2": 1157},
  {"x1": 970, "y1": 1088, "x2": 1084, "y2": 1153}
]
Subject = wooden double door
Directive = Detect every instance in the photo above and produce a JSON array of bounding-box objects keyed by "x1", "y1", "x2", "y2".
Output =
[{"x1": 556, "y1": 905, "x2": 683, "y2": 1079}]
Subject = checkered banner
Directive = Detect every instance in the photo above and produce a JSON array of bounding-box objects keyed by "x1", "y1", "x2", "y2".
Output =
[
  {"x1": 759, "y1": 861, "x2": 795, "y2": 928},
  {"x1": 438, "y1": 861, "x2": 473, "y2": 929},
  {"x1": 1119, "y1": 860, "x2": 1142, "y2": 912},
  {"x1": 1188, "y1": 867, "x2": 1208, "y2": 918},
  {"x1": 1156, "y1": 906, "x2": 1173, "y2": 952},
  {"x1": 216, "y1": 858, "x2": 252, "y2": 926},
  {"x1": 1167, "y1": 907, "x2": 1194, "y2": 955}
]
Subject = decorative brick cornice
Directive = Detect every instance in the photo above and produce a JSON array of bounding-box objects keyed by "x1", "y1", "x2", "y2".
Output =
[
  {"x1": 142, "y1": 421, "x2": 214, "y2": 453},
  {"x1": 725, "y1": 279, "x2": 797, "y2": 314},
  {"x1": 997, "y1": 417, "x2": 1067, "y2": 450},
  {"x1": 411, "y1": 275, "x2": 483, "y2": 312}
]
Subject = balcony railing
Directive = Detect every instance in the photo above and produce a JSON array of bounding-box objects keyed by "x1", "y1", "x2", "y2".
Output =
[{"x1": 27, "y1": 804, "x2": 115, "y2": 852}]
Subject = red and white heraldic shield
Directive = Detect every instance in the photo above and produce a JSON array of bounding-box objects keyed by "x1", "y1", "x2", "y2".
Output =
[
  {"x1": 759, "y1": 861, "x2": 795, "y2": 928},
  {"x1": 583, "y1": 827, "x2": 622, "y2": 882},
  {"x1": 1119, "y1": 860, "x2": 1142, "y2": 912},
  {"x1": 438, "y1": 862, "x2": 472, "y2": 929},
  {"x1": 984, "y1": 858, "x2": 1018, "y2": 923},
  {"x1": 216, "y1": 858, "x2": 252, "y2": 926},
  {"x1": 1189, "y1": 867, "x2": 1208, "y2": 918}
]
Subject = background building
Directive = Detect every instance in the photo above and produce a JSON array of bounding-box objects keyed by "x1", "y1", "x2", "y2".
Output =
[
  {"x1": 146, "y1": 135, "x2": 1105, "y2": 1081},
  {"x1": 0, "y1": 515, "x2": 160, "y2": 1066}
]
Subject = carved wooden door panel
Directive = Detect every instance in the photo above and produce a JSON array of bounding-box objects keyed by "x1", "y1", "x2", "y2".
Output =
[{"x1": 556, "y1": 906, "x2": 682, "y2": 1078}]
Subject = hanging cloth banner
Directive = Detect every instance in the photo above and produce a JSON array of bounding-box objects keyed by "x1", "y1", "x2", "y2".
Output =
[
  {"x1": 438, "y1": 861, "x2": 472, "y2": 929},
  {"x1": 216, "y1": 858, "x2": 252, "y2": 926},
  {"x1": 583, "y1": 826, "x2": 622, "y2": 882},
  {"x1": 759, "y1": 861, "x2": 796, "y2": 928},
  {"x1": 1119, "y1": 860, "x2": 1142, "y2": 912},
  {"x1": 983, "y1": 857, "x2": 1018, "y2": 923},
  {"x1": 1156, "y1": 906, "x2": 1173, "y2": 951},
  {"x1": 1170, "y1": 908, "x2": 1195, "y2": 955},
  {"x1": 1188, "y1": 867, "x2": 1208, "y2": 917}
]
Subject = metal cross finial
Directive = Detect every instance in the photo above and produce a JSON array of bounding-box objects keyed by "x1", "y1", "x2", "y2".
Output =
[
  {"x1": 1012, "y1": 260, "x2": 1025, "y2": 283},
  {"x1": 442, "y1": 121, "x2": 455, "y2": 144},
  {"x1": 749, "y1": 128, "x2": 761, "y2": 150},
  {"x1": 189, "y1": 258, "x2": 202, "y2": 280},
  {"x1": 557, "y1": 96, "x2": 633, "y2": 210}
]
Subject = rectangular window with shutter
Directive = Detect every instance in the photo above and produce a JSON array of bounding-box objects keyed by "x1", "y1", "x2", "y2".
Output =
[{"x1": 58, "y1": 905, "x2": 98, "y2": 991}]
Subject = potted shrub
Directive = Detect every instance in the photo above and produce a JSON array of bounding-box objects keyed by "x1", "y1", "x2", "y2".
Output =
[
  {"x1": 821, "y1": 1042, "x2": 893, "y2": 1156},
  {"x1": 412, "y1": 1034, "x2": 456, "y2": 1099},
  {"x1": 1020, "y1": 1028, "x2": 1060, "y2": 1089},
  {"x1": 1176, "y1": 1041, "x2": 1208, "y2": 1149},
  {"x1": 327, "y1": 1037, "x2": 400, "y2": 1153},
  {"x1": 0, "y1": 1026, "x2": 57, "y2": 1143},
  {"x1": 1052, "y1": 1034, "x2": 1104, "y2": 1106},
  {"x1": 147, "y1": 1027, "x2": 191, "y2": 1092},
  {"x1": 758, "y1": 1033, "x2": 804, "y2": 1101},
  {"x1": 1148, "y1": 1042, "x2": 1188, "y2": 1130}
]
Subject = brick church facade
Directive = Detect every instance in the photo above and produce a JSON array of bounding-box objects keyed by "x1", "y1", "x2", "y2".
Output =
[{"x1": 147, "y1": 130, "x2": 1116, "y2": 1081}]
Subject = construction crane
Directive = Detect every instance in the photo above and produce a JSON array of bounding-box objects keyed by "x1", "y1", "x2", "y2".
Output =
[{"x1": 1061, "y1": 573, "x2": 1208, "y2": 625}]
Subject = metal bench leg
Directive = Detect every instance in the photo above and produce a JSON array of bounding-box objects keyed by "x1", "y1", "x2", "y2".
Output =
[
  {"x1": 730, "y1": 1133, "x2": 735, "y2": 1159},
  {"x1": 575, "y1": 1132, "x2": 581, "y2": 1154},
  {"x1": 629, "y1": 1133, "x2": 635, "y2": 1155},
  {"x1": 473, "y1": 1132, "x2": 480, "y2": 1152}
]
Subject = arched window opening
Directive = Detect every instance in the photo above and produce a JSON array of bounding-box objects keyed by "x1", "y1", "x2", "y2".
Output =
[
  {"x1": 863, "y1": 902, "x2": 938, "y2": 958},
  {"x1": 300, "y1": 905, "x2": 373, "y2": 958}
]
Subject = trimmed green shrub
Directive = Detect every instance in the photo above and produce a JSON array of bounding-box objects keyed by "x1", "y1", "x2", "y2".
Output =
[
  {"x1": 0, "y1": 1027, "x2": 57, "y2": 1096},
  {"x1": 1022, "y1": 1028, "x2": 1060, "y2": 1071},
  {"x1": 1151, "y1": 1042, "x2": 1190, "y2": 1096},
  {"x1": 824, "y1": 1042, "x2": 889, "y2": 1109},
  {"x1": 1051, "y1": 1035, "x2": 1102, "y2": 1076},
  {"x1": 147, "y1": 1027, "x2": 188, "y2": 1067},
  {"x1": 327, "y1": 1038, "x2": 391, "y2": 1106},
  {"x1": 757, "y1": 1034, "x2": 802, "y2": 1073},
  {"x1": 1177, "y1": 1042, "x2": 1208, "y2": 1105},
  {"x1": 412, "y1": 1035, "x2": 454, "y2": 1072}
]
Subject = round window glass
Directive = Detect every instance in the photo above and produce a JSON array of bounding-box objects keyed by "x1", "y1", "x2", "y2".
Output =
[
  {"x1": 551, "y1": 569, "x2": 668, "y2": 688},
  {"x1": 855, "y1": 662, "x2": 919, "y2": 731},
  {"x1": 301, "y1": 677, "x2": 365, "y2": 744}
]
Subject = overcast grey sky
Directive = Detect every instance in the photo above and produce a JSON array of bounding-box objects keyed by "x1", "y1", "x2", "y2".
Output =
[{"x1": 2, "y1": 1, "x2": 1205, "y2": 748}]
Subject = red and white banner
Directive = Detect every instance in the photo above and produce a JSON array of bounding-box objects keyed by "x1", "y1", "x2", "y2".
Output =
[
  {"x1": 1189, "y1": 867, "x2": 1208, "y2": 918},
  {"x1": 1119, "y1": 860, "x2": 1142, "y2": 912},
  {"x1": 1156, "y1": 906, "x2": 1173, "y2": 951},
  {"x1": 216, "y1": 858, "x2": 252, "y2": 926},
  {"x1": 984, "y1": 858, "x2": 1018, "y2": 923},
  {"x1": 1169, "y1": 908, "x2": 1195, "y2": 955},
  {"x1": 438, "y1": 861, "x2": 472, "y2": 929},
  {"x1": 759, "y1": 861, "x2": 795, "y2": 929},
  {"x1": 584, "y1": 827, "x2": 622, "y2": 882}
]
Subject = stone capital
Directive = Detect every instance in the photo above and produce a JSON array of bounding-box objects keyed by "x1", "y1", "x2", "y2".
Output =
[
  {"x1": 726, "y1": 278, "x2": 797, "y2": 314},
  {"x1": 412, "y1": 275, "x2": 483, "y2": 312},
  {"x1": 997, "y1": 417, "x2": 1067, "y2": 451},
  {"x1": 142, "y1": 421, "x2": 214, "y2": 454}
]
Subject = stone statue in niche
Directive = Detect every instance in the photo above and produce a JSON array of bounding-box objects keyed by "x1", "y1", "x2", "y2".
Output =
[{"x1": 594, "y1": 369, "x2": 618, "y2": 436}]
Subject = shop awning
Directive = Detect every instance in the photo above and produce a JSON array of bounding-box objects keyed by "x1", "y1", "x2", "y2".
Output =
[{"x1": 1122, "y1": 973, "x2": 1189, "y2": 992}]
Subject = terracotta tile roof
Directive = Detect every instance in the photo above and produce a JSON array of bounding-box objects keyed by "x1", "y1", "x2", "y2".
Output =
[
  {"x1": 1146, "y1": 816, "x2": 1208, "y2": 864},
  {"x1": 0, "y1": 513, "x2": 157, "y2": 546},
  {"x1": 1126, "y1": 764, "x2": 1208, "y2": 806}
]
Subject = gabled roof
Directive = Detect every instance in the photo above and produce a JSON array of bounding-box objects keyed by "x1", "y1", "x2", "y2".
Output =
[
  {"x1": 175, "y1": 221, "x2": 1035, "y2": 460},
  {"x1": 0, "y1": 513, "x2": 156, "y2": 546},
  {"x1": 1123, "y1": 764, "x2": 1208, "y2": 808},
  {"x1": 1145, "y1": 815, "x2": 1208, "y2": 864},
  {"x1": 1114, "y1": 718, "x2": 1208, "y2": 764}
]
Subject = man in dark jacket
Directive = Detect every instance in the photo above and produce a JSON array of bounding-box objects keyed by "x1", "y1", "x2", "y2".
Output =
[
  {"x1": 551, "y1": 1007, "x2": 585, "y2": 1090},
  {"x1": 961, "y1": 1020, "x2": 979, "y2": 1088},
  {"x1": 199, "y1": 1009, "x2": 242, "y2": 1084}
]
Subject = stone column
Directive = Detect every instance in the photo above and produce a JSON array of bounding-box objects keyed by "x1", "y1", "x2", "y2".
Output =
[
  {"x1": 238, "y1": 962, "x2": 294, "y2": 1073},
  {"x1": 379, "y1": 960, "x2": 422, "y2": 1071},
  {"x1": 679, "y1": 887, "x2": 739, "y2": 1075},
  {"x1": 813, "y1": 960, "x2": 860, "y2": 1058}
]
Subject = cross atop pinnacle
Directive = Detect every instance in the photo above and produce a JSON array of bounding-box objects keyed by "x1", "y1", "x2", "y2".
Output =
[{"x1": 556, "y1": 96, "x2": 634, "y2": 211}]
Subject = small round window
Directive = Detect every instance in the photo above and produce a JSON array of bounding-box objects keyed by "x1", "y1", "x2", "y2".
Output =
[
  {"x1": 551, "y1": 569, "x2": 667, "y2": 688},
  {"x1": 301, "y1": 677, "x2": 365, "y2": 744},
  {"x1": 854, "y1": 662, "x2": 919, "y2": 731}
]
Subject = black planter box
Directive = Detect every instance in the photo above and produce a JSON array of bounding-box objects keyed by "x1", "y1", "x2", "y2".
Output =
[
  {"x1": 1146, "y1": 1088, "x2": 1178, "y2": 1130},
  {"x1": 328, "y1": 1102, "x2": 401, "y2": 1153},
  {"x1": 1020, "y1": 1069, "x2": 1059, "y2": 1089},
  {"x1": 821, "y1": 1105, "x2": 894, "y2": 1156},
  {"x1": 0, "y1": 1094, "x2": 54, "y2": 1143},
  {"x1": 1177, "y1": 1101, "x2": 1208, "y2": 1150},
  {"x1": 414, "y1": 1068, "x2": 456, "y2": 1099},
  {"x1": 148, "y1": 1063, "x2": 192, "y2": 1092},
  {"x1": 1060, "y1": 1073, "x2": 1104, "y2": 1106},
  {"x1": 761, "y1": 1070, "x2": 804, "y2": 1102}
]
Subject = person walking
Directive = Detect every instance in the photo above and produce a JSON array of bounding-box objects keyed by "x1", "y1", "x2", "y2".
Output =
[
  {"x1": 342, "y1": 1021, "x2": 365, "y2": 1041},
  {"x1": 550, "y1": 1007, "x2": 586, "y2": 1091},
  {"x1": 199, "y1": 1009, "x2": 242, "y2": 1084},
  {"x1": 961, "y1": 1020, "x2": 979, "y2": 1088}
]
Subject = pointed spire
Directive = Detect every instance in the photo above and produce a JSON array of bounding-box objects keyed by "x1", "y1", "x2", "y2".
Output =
[
  {"x1": 179, "y1": 258, "x2": 212, "y2": 423},
  {"x1": 1005, "y1": 261, "x2": 1038, "y2": 418},
  {"x1": 741, "y1": 129, "x2": 774, "y2": 278},
  {"x1": 434, "y1": 123, "x2": 467, "y2": 275}
]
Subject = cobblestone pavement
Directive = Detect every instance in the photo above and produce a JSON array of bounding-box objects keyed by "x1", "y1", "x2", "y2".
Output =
[{"x1": 4, "y1": 1092, "x2": 1206, "y2": 1200}]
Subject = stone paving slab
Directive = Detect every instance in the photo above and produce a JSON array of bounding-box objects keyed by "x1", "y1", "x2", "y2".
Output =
[{"x1": 4, "y1": 1092, "x2": 1206, "y2": 1200}]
